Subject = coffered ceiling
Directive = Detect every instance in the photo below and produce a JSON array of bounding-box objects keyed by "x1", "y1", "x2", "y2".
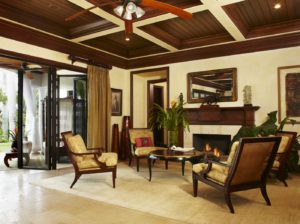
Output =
[{"x1": 0, "y1": 0, "x2": 300, "y2": 69}]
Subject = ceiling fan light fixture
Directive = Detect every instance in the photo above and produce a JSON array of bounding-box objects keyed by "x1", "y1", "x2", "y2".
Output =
[
  {"x1": 123, "y1": 10, "x2": 133, "y2": 20},
  {"x1": 114, "y1": 5, "x2": 124, "y2": 17},
  {"x1": 126, "y1": 2, "x2": 137, "y2": 14},
  {"x1": 135, "y1": 6, "x2": 145, "y2": 18}
]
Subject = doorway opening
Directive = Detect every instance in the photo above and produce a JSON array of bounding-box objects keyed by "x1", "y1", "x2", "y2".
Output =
[
  {"x1": 0, "y1": 55, "x2": 86, "y2": 170},
  {"x1": 131, "y1": 67, "x2": 169, "y2": 146}
]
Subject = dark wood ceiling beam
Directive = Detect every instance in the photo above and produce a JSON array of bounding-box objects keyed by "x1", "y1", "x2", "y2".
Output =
[
  {"x1": 181, "y1": 33, "x2": 233, "y2": 49},
  {"x1": 128, "y1": 31, "x2": 300, "y2": 69},
  {"x1": 0, "y1": 2, "x2": 69, "y2": 38},
  {"x1": 222, "y1": 4, "x2": 249, "y2": 37},
  {"x1": 0, "y1": 19, "x2": 127, "y2": 69},
  {"x1": 69, "y1": 20, "x2": 118, "y2": 39},
  {"x1": 247, "y1": 19, "x2": 300, "y2": 38},
  {"x1": 140, "y1": 26, "x2": 181, "y2": 49}
]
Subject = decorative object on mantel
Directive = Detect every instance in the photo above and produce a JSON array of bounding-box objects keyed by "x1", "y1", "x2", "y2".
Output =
[
  {"x1": 201, "y1": 94, "x2": 220, "y2": 107},
  {"x1": 149, "y1": 93, "x2": 189, "y2": 147},
  {"x1": 243, "y1": 85, "x2": 252, "y2": 106}
]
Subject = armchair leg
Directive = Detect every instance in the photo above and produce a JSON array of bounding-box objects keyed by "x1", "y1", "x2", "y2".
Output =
[
  {"x1": 192, "y1": 173, "x2": 198, "y2": 197},
  {"x1": 277, "y1": 172, "x2": 288, "y2": 187},
  {"x1": 128, "y1": 156, "x2": 132, "y2": 166},
  {"x1": 260, "y1": 184, "x2": 271, "y2": 205},
  {"x1": 165, "y1": 160, "x2": 168, "y2": 170},
  {"x1": 136, "y1": 157, "x2": 140, "y2": 172},
  {"x1": 70, "y1": 173, "x2": 81, "y2": 189},
  {"x1": 224, "y1": 191, "x2": 234, "y2": 213},
  {"x1": 112, "y1": 167, "x2": 117, "y2": 188}
]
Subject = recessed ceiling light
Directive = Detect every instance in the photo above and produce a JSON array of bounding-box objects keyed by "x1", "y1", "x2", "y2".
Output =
[
  {"x1": 125, "y1": 37, "x2": 130, "y2": 41},
  {"x1": 274, "y1": 3, "x2": 281, "y2": 9}
]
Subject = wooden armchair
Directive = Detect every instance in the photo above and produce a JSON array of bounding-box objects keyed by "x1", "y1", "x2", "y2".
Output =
[
  {"x1": 61, "y1": 131, "x2": 118, "y2": 188},
  {"x1": 192, "y1": 136, "x2": 281, "y2": 213},
  {"x1": 128, "y1": 128, "x2": 167, "y2": 172},
  {"x1": 272, "y1": 131, "x2": 297, "y2": 186}
]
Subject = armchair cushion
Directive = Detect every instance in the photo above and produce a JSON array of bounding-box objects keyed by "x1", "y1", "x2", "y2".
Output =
[
  {"x1": 134, "y1": 147, "x2": 159, "y2": 156},
  {"x1": 129, "y1": 129, "x2": 154, "y2": 144},
  {"x1": 135, "y1": 137, "x2": 154, "y2": 147},
  {"x1": 99, "y1": 152, "x2": 118, "y2": 166},
  {"x1": 192, "y1": 141, "x2": 239, "y2": 185},
  {"x1": 227, "y1": 141, "x2": 239, "y2": 164},
  {"x1": 67, "y1": 135, "x2": 88, "y2": 162},
  {"x1": 193, "y1": 162, "x2": 229, "y2": 185},
  {"x1": 77, "y1": 159, "x2": 101, "y2": 171},
  {"x1": 277, "y1": 135, "x2": 289, "y2": 153},
  {"x1": 272, "y1": 135, "x2": 289, "y2": 168}
]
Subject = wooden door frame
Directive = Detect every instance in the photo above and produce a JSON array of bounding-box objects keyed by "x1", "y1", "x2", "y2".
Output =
[
  {"x1": 130, "y1": 67, "x2": 169, "y2": 128},
  {"x1": 147, "y1": 79, "x2": 167, "y2": 127}
]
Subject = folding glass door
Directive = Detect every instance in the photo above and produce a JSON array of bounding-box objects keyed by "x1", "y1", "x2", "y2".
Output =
[{"x1": 17, "y1": 66, "x2": 57, "y2": 169}]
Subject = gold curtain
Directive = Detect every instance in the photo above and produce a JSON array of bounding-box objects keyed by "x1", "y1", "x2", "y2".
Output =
[{"x1": 87, "y1": 65, "x2": 111, "y2": 151}]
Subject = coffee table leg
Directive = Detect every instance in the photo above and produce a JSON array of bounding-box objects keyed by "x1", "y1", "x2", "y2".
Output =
[
  {"x1": 182, "y1": 159, "x2": 186, "y2": 176},
  {"x1": 148, "y1": 157, "x2": 152, "y2": 182}
]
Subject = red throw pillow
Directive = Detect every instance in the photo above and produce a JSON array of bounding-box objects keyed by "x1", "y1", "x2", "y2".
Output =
[{"x1": 135, "y1": 137, "x2": 154, "y2": 147}]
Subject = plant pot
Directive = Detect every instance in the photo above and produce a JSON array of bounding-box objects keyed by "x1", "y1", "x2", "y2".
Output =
[
  {"x1": 168, "y1": 130, "x2": 178, "y2": 147},
  {"x1": 11, "y1": 140, "x2": 18, "y2": 149}
]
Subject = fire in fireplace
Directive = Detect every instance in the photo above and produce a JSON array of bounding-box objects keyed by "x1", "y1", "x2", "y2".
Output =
[{"x1": 193, "y1": 134, "x2": 231, "y2": 155}]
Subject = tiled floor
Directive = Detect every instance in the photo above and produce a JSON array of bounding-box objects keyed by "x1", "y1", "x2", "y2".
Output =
[{"x1": 0, "y1": 162, "x2": 300, "y2": 224}]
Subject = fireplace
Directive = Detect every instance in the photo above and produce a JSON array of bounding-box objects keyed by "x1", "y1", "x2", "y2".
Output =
[{"x1": 193, "y1": 134, "x2": 231, "y2": 155}]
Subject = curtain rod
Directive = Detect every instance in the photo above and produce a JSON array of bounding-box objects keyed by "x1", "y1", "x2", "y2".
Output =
[{"x1": 69, "y1": 55, "x2": 112, "y2": 70}]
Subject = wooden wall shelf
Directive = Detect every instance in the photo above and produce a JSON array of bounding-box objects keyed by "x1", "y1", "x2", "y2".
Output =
[{"x1": 184, "y1": 106, "x2": 260, "y2": 126}]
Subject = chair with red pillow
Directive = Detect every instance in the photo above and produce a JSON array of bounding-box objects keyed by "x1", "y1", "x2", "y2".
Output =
[{"x1": 128, "y1": 128, "x2": 167, "y2": 171}]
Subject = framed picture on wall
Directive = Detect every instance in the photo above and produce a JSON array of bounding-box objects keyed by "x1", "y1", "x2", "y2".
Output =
[
  {"x1": 278, "y1": 65, "x2": 300, "y2": 123},
  {"x1": 111, "y1": 88, "x2": 122, "y2": 116}
]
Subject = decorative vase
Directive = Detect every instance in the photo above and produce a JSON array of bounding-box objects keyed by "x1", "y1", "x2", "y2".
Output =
[{"x1": 168, "y1": 130, "x2": 178, "y2": 147}]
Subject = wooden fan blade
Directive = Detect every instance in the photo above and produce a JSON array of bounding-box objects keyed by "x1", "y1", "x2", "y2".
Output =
[
  {"x1": 140, "y1": 0, "x2": 192, "y2": 19},
  {"x1": 65, "y1": 6, "x2": 97, "y2": 21}
]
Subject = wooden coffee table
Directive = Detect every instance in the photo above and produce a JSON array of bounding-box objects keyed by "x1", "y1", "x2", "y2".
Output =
[{"x1": 147, "y1": 149, "x2": 204, "y2": 181}]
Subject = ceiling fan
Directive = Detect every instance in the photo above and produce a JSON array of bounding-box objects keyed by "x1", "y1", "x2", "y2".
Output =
[{"x1": 65, "y1": 0, "x2": 193, "y2": 40}]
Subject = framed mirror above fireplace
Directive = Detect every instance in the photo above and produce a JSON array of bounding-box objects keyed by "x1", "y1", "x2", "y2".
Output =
[{"x1": 187, "y1": 68, "x2": 237, "y2": 103}]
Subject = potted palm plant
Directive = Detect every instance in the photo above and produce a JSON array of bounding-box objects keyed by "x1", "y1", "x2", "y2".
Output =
[
  {"x1": 9, "y1": 128, "x2": 18, "y2": 152},
  {"x1": 149, "y1": 93, "x2": 189, "y2": 147}
]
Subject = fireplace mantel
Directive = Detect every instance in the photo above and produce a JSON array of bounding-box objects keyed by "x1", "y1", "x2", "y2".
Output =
[{"x1": 184, "y1": 106, "x2": 260, "y2": 126}]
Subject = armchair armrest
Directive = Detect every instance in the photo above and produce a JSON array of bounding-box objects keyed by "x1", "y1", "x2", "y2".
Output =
[
  {"x1": 201, "y1": 159, "x2": 231, "y2": 175},
  {"x1": 70, "y1": 151, "x2": 99, "y2": 156},
  {"x1": 87, "y1": 147, "x2": 104, "y2": 155}
]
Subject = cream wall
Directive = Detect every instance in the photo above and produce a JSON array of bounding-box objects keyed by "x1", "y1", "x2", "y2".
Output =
[
  {"x1": 131, "y1": 46, "x2": 300, "y2": 147},
  {"x1": 132, "y1": 73, "x2": 167, "y2": 128},
  {"x1": 2, "y1": 37, "x2": 300, "y2": 149},
  {"x1": 0, "y1": 37, "x2": 130, "y2": 150},
  {"x1": 171, "y1": 47, "x2": 300, "y2": 146}
]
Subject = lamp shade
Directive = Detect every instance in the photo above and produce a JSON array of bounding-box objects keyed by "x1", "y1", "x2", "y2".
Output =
[
  {"x1": 135, "y1": 6, "x2": 145, "y2": 18},
  {"x1": 123, "y1": 11, "x2": 132, "y2": 20},
  {"x1": 114, "y1": 5, "x2": 124, "y2": 17},
  {"x1": 126, "y1": 2, "x2": 137, "y2": 14}
]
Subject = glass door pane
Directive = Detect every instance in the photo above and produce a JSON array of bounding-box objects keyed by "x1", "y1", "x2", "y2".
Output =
[
  {"x1": 73, "y1": 78, "x2": 87, "y2": 143},
  {"x1": 19, "y1": 67, "x2": 51, "y2": 169}
]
